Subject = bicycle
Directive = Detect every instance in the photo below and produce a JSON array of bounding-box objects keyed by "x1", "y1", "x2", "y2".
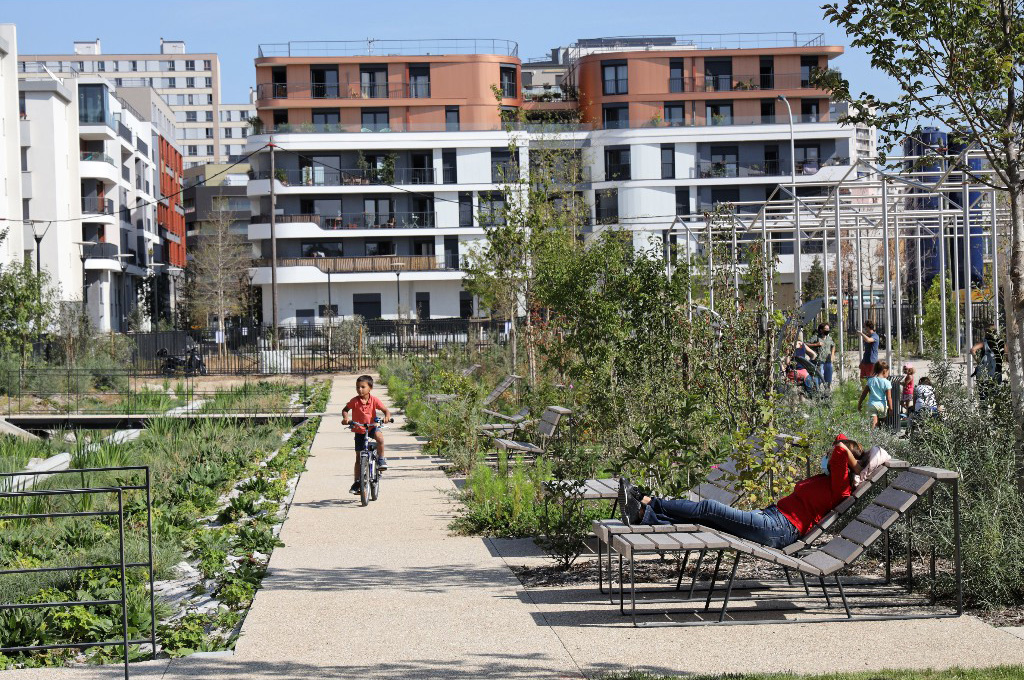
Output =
[{"x1": 347, "y1": 417, "x2": 392, "y2": 506}]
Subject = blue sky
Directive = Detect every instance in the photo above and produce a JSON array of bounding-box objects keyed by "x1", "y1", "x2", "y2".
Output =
[{"x1": 3, "y1": 0, "x2": 897, "y2": 105}]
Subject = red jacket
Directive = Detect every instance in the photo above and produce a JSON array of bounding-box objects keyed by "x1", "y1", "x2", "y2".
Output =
[{"x1": 776, "y1": 444, "x2": 852, "y2": 535}]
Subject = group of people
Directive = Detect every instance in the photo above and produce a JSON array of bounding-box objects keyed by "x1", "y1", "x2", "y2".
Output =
[{"x1": 856, "y1": 358, "x2": 938, "y2": 428}]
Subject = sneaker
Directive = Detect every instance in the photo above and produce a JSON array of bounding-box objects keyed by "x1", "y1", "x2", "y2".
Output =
[
  {"x1": 377, "y1": 456, "x2": 389, "y2": 471},
  {"x1": 618, "y1": 478, "x2": 645, "y2": 526},
  {"x1": 349, "y1": 482, "x2": 361, "y2": 495}
]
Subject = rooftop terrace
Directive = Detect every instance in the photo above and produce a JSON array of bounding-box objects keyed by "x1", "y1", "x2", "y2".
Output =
[
  {"x1": 257, "y1": 38, "x2": 519, "y2": 59},
  {"x1": 570, "y1": 32, "x2": 826, "y2": 51}
]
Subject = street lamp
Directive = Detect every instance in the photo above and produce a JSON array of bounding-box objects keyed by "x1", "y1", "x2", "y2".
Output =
[
  {"x1": 113, "y1": 254, "x2": 133, "y2": 331},
  {"x1": 245, "y1": 268, "x2": 257, "y2": 326},
  {"x1": 73, "y1": 240, "x2": 97, "y2": 314},
  {"x1": 167, "y1": 266, "x2": 183, "y2": 329},
  {"x1": 149, "y1": 263, "x2": 167, "y2": 329},
  {"x1": 392, "y1": 261, "x2": 405, "y2": 320},
  {"x1": 28, "y1": 221, "x2": 53, "y2": 343},
  {"x1": 778, "y1": 94, "x2": 801, "y2": 305}
]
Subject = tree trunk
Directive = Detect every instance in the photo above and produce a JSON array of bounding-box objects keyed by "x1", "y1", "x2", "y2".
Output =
[{"x1": 1004, "y1": 187, "x2": 1024, "y2": 431}]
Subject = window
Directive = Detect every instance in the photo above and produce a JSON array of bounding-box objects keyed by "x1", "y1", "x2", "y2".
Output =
[
  {"x1": 661, "y1": 144, "x2": 675, "y2": 180},
  {"x1": 479, "y1": 191, "x2": 506, "y2": 225},
  {"x1": 205, "y1": 111, "x2": 214, "y2": 122},
  {"x1": 186, "y1": 77, "x2": 195, "y2": 88},
  {"x1": 414, "y1": 292, "x2": 431, "y2": 319},
  {"x1": 365, "y1": 239, "x2": 395, "y2": 256},
  {"x1": 22, "y1": 199, "x2": 29, "y2": 220},
  {"x1": 203, "y1": 59, "x2": 212, "y2": 70},
  {"x1": 74, "y1": 61, "x2": 85, "y2": 71},
  {"x1": 711, "y1": 187, "x2": 740, "y2": 210},
  {"x1": 445, "y1": 106, "x2": 460, "y2": 131},
  {"x1": 78, "y1": 83, "x2": 109, "y2": 125},
  {"x1": 363, "y1": 199, "x2": 394, "y2": 228},
  {"x1": 359, "y1": 66, "x2": 387, "y2": 98},
  {"x1": 130, "y1": 60, "x2": 138, "y2": 71},
  {"x1": 669, "y1": 58, "x2": 684, "y2": 92},
  {"x1": 675, "y1": 186, "x2": 690, "y2": 216},
  {"x1": 801, "y1": 56, "x2": 819, "y2": 87},
  {"x1": 206, "y1": 94, "x2": 213, "y2": 105},
  {"x1": 760, "y1": 99, "x2": 775, "y2": 124},
  {"x1": 601, "y1": 60, "x2": 628, "y2": 95},
  {"x1": 164, "y1": 60, "x2": 175, "y2": 71},
  {"x1": 353, "y1": 293, "x2": 382, "y2": 319},
  {"x1": 760, "y1": 56, "x2": 774, "y2": 89},
  {"x1": 706, "y1": 101, "x2": 733, "y2": 125},
  {"x1": 704, "y1": 58, "x2": 733, "y2": 92},
  {"x1": 602, "y1": 104, "x2": 628, "y2": 129},
  {"x1": 664, "y1": 102, "x2": 685, "y2": 126},
  {"x1": 707, "y1": 146, "x2": 739, "y2": 178},
  {"x1": 97, "y1": 61, "x2": 105, "y2": 72},
  {"x1": 18, "y1": 92, "x2": 26, "y2": 118},
  {"x1": 205, "y1": 128, "x2": 214, "y2": 139},
  {"x1": 442, "y1": 149, "x2": 457, "y2": 184},
  {"x1": 408, "y1": 64, "x2": 430, "y2": 98},
  {"x1": 460, "y1": 291, "x2": 474, "y2": 318},
  {"x1": 272, "y1": 110, "x2": 288, "y2": 128},
  {"x1": 312, "y1": 108, "x2": 340, "y2": 127},
  {"x1": 185, "y1": 60, "x2": 196, "y2": 71},
  {"x1": 500, "y1": 64, "x2": 517, "y2": 98},
  {"x1": 318, "y1": 304, "x2": 339, "y2": 318},
  {"x1": 801, "y1": 98, "x2": 820, "y2": 122},
  {"x1": 295, "y1": 309, "x2": 315, "y2": 325},
  {"x1": 20, "y1": 148, "x2": 28, "y2": 172},
  {"x1": 187, "y1": 145, "x2": 198, "y2": 156},
  {"x1": 595, "y1": 188, "x2": 618, "y2": 224},
  {"x1": 490, "y1": 148, "x2": 518, "y2": 183},
  {"x1": 459, "y1": 192, "x2": 473, "y2": 226},
  {"x1": 360, "y1": 108, "x2": 389, "y2": 131},
  {"x1": 204, "y1": 77, "x2": 212, "y2": 87},
  {"x1": 206, "y1": 145, "x2": 214, "y2": 156},
  {"x1": 115, "y1": 78, "x2": 123, "y2": 87},
  {"x1": 604, "y1": 146, "x2": 630, "y2": 181},
  {"x1": 795, "y1": 144, "x2": 820, "y2": 174}
]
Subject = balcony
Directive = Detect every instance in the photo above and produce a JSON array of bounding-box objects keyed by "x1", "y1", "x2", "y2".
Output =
[
  {"x1": 256, "y1": 167, "x2": 437, "y2": 186},
  {"x1": 256, "y1": 254, "x2": 459, "y2": 273},
  {"x1": 259, "y1": 81, "x2": 432, "y2": 101},
  {"x1": 697, "y1": 159, "x2": 785, "y2": 179},
  {"x1": 80, "y1": 151, "x2": 116, "y2": 166},
  {"x1": 250, "y1": 211, "x2": 439, "y2": 229},
  {"x1": 522, "y1": 85, "x2": 576, "y2": 102},
  {"x1": 666, "y1": 72, "x2": 836, "y2": 93},
  {"x1": 81, "y1": 196, "x2": 114, "y2": 215},
  {"x1": 604, "y1": 163, "x2": 631, "y2": 181},
  {"x1": 260, "y1": 121, "x2": 592, "y2": 134},
  {"x1": 608, "y1": 113, "x2": 831, "y2": 130},
  {"x1": 117, "y1": 120, "x2": 133, "y2": 144}
]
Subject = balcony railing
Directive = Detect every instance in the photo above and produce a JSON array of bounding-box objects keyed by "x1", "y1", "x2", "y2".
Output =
[
  {"x1": 667, "y1": 72, "x2": 834, "y2": 93},
  {"x1": 604, "y1": 163, "x2": 631, "y2": 181},
  {"x1": 259, "y1": 81, "x2": 436, "y2": 101},
  {"x1": 118, "y1": 121, "x2": 133, "y2": 143},
  {"x1": 137, "y1": 138, "x2": 149, "y2": 157},
  {"x1": 256, "y1": 254, "x2": 458, "y2": 273},
  {"x1": 614, "y1": 112, "x2": 831, "y2": 130},
  {"x1": 250, "y1": 211, "x2": 439, "y2": 229},
  {"x1": 261, "y1": 121, "x2": 592, "y2": 134},
  {"x1": 122, "y1": 166, "x2": 131, "y2": 181},
  {"x1": 522, "y1": 85, "x2": 576, "y2": 102},
  {"x1": 256, "y1": 167, "x2": 437, "y2": 186},
  {"x1": 80, "y1": 151, "x2": 116, "y2": 166},
  {"x1": 82, "y1": 242, "x2": 121, "y2": 259},
  {"x1": 258, "y1": 39, "x2": 518, "y2": 58},
  {"x1": 81, "y1": 197, "x2": 113, "y2": 215},
  {"x1": 697, "y1": 159, "x2": 785, "y2": 179}
]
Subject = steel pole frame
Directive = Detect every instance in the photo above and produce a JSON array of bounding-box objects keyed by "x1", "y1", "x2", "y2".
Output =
[
  {"x1": 881, "y1": 181, "x2": 894, "y2": 367},
  {"x1": 991, "y1": 190, "x2": 1000, "y2": 334},
  {"x1": 962, "y1": 175, "x2": 974, "y2": 394},
  {"x1": 833, "y1": 191, "x2": 844, "y2": 383}
]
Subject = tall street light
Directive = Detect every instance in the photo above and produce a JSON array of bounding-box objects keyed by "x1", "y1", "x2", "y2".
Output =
[
  {"x1": 167, "y1": 266, "x2": 183, "y2": 330},
  {"x1": 777, "y1": 94, "x2": 801, "y2": 306},
  {"x1": 113, "y1": 254, "x2": 133, "y2": 331},
  {"x1": 28, "y1": 221, "x2": 53, "y2": 343},
  {"x1": 73, "y1": 240, "x2": 97, "y2": 316}
]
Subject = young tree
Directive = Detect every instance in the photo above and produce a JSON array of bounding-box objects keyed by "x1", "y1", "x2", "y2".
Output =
[
  {"x1": 0, "y1": 229, "x2": 55, "y2": 367},
  {"x1": 818, "y1": 0, "x2": 1024, "y2": 423},
  {"x1": 188, "y1": 210, "x2": 252, "y2": 354},
  {"x1": 803, "y1": 256, "x2": 825, "y2": 302}
]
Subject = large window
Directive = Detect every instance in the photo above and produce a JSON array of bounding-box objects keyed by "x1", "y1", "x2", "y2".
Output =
[
  {"x1": 490, "y1": 148, "x2": 518, "y2": 183},
  {"x1": 760, "y1": 56, "x2": 775, "y2": 89},
  {"x1": 312, "y1": 66, "x2": 339, "y2": 98},
  {"x1": 479, "y1": 191, "x2": 506, "y2": 225},
  {"x1": 500, "y1": 65, "x2": 517, "y2": 98},
  {"x1": 795, "y1": 144, "x2": 820, "y2": 174},
  {"x1": 801, "y1": 99, "x2": 820, "y2": 122},
  {"x1": 361, "y1": 108, "x2": 389, "y2": 132},
  {"x1": 800, "y1": 56, "x2": 819, "y2": 87},
  {"x1": 675, "y1": 186, "x2": 690, "y2": 216},
  {"x1": 445, "y1": 106, "x2": 460, "y2": 131},
  {"x1": 661, "y1": 144, "x2": 675, "y2": 180},
  {"x1": 707, "y1": 146, "x2": 739, "y2": 178},
  {"x1": 706, "y1": 101, "x2": 733, "y2": 126},
  {"x1": 602, "y1": 61, "x2": 628, "y2": 95},
  {"x1": 363, "y1": 198, "x2": 395, "y2": 227},
  {"x1": 602, "y1": 104, "x2": 629, "y2": 130},
  {"x1": 408, "y1": 64, "x2": 430, "y2": 98},
  {"x1": 704, "y1": 58, "x2": 732, "y2": 92},
  {"x1": 459, "y1": 192, "x2": 473, "y2": 226},
  {"x1": 595, "y1": 188, "x2": 618, "y2": 224},
  {"x1": 353, "y1": 293, "x2": 382, "y2": 319},
  {"x1": 360, "y1": 66, "x2": 387, "y2": 98},
  {"x1": 669, "y1": 59, "x2": 684, "y2": 93},
  {"x1": 760, "y1": 99, "x2": 776, "y2": 124},
  {"x1": 604, "y1": 146, "x2": 630, "y2": 181},
  {"x1": 442, "y1": 149, "x2": 457, "y2": 184},
  {"x1": 78, "y1": 84, "x2": 109, "y2": 125},
  {"x1": 664, "y1": 102, "x2": 685, "y2": 127},
  {"x1": 312, "y1": 108, "x2": 340, "y2": 127}
]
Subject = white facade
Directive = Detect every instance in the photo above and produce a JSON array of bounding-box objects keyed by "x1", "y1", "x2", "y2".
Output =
[{"x1": 0, "y1": 24, "x2": 24, "y2": 265}]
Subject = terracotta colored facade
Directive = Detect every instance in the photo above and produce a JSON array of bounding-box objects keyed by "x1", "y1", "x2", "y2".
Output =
[
  {"x1": 254, "y1": 54, "x2": 522, "y2": 130},
  {"x1": 573, "y1": 45, "x2": 843, "y2": 128},
  {"x1": 157, "y1": 135, "x2": 186, "y2": 267}
]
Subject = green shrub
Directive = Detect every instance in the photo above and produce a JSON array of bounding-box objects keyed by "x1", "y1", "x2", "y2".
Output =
[{"x1": 450, "y1": 460, "x2": 551, "y2": 537}]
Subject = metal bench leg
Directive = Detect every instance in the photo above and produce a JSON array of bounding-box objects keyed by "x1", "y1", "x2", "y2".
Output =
[
  {"x1": 783, "y1": 566, "x2": 793, "y2": 586},
  {"x1": 835, "y1": 574, "x2": 852, "y2": 618},
  {"x1": 597, "y1": 539, "x2": 604, "y2": 594},
  {"x1": 674, "y1": 551, "x2": 691, "y2": 591},
  {"x1": 618, "y1": 553, "x2": 625, "y2": 614},
  {"x1": 799, "y1": 571, "x2": 810, "y2": 596},
  {"x1": 630, "y1": 552, "x2": 638, "y2": 627},
  {"x1": 819, "y1": 576, "x2": 832, "y2": 608},
  {"x1": 687, "y1": 549, "x2": 707, "y2": 599},
  {"x1": 718, "y1": 553, "x2": 741, "y2": 623},
  {"x1": 704, "y1": 551, "x2": 724, "y2": 610}
]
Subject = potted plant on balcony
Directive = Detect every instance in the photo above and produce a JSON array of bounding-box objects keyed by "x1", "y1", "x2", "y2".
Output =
[
  {"x1": 274, "y1": 168, "x2": 289, "y2": 185},
  {"x1": 247, "y1": 116, "x2": 264, "y2": 134}
]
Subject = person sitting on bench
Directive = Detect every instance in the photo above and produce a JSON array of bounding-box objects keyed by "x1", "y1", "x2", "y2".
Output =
[{"x1": 619, "y1": 437, "x2": 866, "y2": 549}]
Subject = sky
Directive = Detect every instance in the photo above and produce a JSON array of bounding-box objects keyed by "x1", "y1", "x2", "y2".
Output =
[{"x1": 2, "y1": 0, "x2": 899, "y2": 105}]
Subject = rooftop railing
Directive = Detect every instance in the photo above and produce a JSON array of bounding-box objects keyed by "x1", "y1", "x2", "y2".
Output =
[
  {"x1": 255, "y1": 254, "x2": 458, "y2": 273},
  {"x1": 258, "y1": 121, "x2": 592, "y2": 135},
  {"x1": 570, "y1": 32, "x2": 825, "y2": 52},
  {"x1": 258, "y1": 38, "x2": 518, "y2": 58}
]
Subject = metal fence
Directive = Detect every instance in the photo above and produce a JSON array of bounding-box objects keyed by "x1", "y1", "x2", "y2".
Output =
[{"x1": 126, "y1": 319, "x2": 509, "y2": 376}]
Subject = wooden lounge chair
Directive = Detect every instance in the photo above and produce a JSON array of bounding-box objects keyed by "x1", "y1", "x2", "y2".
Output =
[{"x1": 614, "y1": 465, "x2": 960, "y2": 626}]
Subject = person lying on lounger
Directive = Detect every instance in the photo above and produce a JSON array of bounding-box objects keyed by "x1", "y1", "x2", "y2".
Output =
[{"x1": 618, "y1": 436, "x2": 866, "y2": 549}]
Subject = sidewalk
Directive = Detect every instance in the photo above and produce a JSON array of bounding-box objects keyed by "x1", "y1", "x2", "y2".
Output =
[{"x1": 6, "y1": 372, "x2": 1024, "y2": 678}]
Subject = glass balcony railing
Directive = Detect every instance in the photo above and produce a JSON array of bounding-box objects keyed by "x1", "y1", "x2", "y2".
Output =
[
  {"x1": 80, "y1": 151, "x2": 115, "y2": 166},
  {"x1": 604, "y1": 163, "x2": 631, "y2": 181},
  {"x1": 254, "y1": 167, "x2": 437, "y2": 186},
  {"x1": 256, "y1": 254, "x2": 458, "y2": 273},
  {"x1": 249, "y1": 211, "x2": 439, "y2": 229},
  {"x1": 81, "y1": 196, "x2": 113, "y2": 214},
  {"x1": 258, "y1": 81, "x2": 436, "y2": 101},
  {"x1": 612, "y1": 113, "x2": 831, "y2": 130},
  {"x1": 260, "y1": 121, "x2": 592, "y2": 134},
  {"x1": 667, "y1": 72, "x2": 835, "y2": 93},
  {"x1": 697, "y1": 159, "x2": 785, "y2": 179}
]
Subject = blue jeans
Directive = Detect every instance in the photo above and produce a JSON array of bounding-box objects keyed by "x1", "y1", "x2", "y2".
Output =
[
  {"x1": 641, "y1": 498, "x2": 800, "y2": 549},
  {"x1": 821, "y1": 360, "x2": 833, "y2": 386}
]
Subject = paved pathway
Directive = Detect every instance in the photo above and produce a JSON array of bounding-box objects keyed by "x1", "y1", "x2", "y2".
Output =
[{"x1": 7, "y1": 372, "x2": 1024, "y2": 678}]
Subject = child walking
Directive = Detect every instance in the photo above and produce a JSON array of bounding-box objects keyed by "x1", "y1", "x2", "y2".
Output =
[
  {"x1": 341, "y1": 375, "x2": 393, "y2": 495},
  {"x1": 900, "y1": 365, "x2": 916, "y2": 416},
  {"x1": 858, "y1": 360, "x2": 892, "y2": 429}
]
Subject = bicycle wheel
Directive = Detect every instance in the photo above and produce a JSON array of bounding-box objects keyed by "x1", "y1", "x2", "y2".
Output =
[
  {"x1": 370, "y1": 457, "x2": 380, "y2": 501},
  {"x1": 359, "y1": 452, "x2": 370, "y2": 507}
]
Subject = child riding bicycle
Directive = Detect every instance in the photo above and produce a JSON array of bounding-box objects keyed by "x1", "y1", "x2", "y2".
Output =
[{"x1": 341, "y1": 375, "x2": 393, "y2": 495}]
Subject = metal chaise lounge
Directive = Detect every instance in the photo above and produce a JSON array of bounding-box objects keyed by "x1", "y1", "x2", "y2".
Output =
[
  {"x1": 614, "y1": 465, "x2": 961, "y2": 626},
  {"x1": 484, "y1": 405, "x2": 571, "y2": 467}
]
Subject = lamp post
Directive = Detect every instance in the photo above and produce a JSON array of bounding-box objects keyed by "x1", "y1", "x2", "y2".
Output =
[
  {"x1": 777, "y1": 94, "x2": 800, "y2": 305},
  {"x1": 113, "y1": 254, "x2": 133, "y2": 331},
  {"x1": 149, "y1": 263, "x2": 167, "y2": 330},
  {"x1": 167, "y1": 266, "x2": 183, "y2": 330},
  {"x1": 28, "y1": 221, "x2": 53, "y2": 344},
  {"x1": 245, "y1": 268, "x2": 256, "y2": 326},
  {"x1": 73, "y1": 240, "x2": 97, "y2": 315},
  {"x1": 393, "y1": 261, "x2": 405, "y2": 354}
]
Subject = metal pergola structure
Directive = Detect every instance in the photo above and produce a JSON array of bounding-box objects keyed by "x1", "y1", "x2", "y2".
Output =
[{"x1": 667, "y1": 150, "x2": 1010, "y2": 392}]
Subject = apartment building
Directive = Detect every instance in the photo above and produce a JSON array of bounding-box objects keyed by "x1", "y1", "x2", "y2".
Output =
[
  {"x1": 20, "y1": 40, "x2": 250, "y2": 168},
  {"x1": 245, "y1": 39, "x2": 522, "y2": 324},
  {"x1": 245, "y1": 34, "x2": 873, "y2": 323},
  {"x1": 0, "y1": 24, "x2": 24, "y2": 265}
]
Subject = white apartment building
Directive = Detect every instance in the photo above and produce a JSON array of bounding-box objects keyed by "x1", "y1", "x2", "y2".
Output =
[
  {"x1": 0, "y1": 24, "x2": 24, "y2": 265},
  {"x1": 20, "y1": 40, "x2": 250, "y2": 168}
]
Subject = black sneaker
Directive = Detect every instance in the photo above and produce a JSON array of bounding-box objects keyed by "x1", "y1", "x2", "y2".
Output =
[
  {"x1": 618, "y1": 478, "x2": 645, "y2": 526},
  {"x1": 377, "y1": 456, "x2": 389, "y2": 471},
  {"x1": 349, "y1": 482, "x2": 360, "y2": 495}
]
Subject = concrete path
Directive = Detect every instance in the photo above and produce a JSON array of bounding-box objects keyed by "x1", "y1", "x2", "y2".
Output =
[{"x1": 7, "y1": 372, "x2": 1024, "y2": 678}]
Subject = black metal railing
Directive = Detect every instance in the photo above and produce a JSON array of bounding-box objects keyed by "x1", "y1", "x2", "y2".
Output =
[
  {"x1": 117, "y1": 121, "x2": 133, "y2": 143},
  {"x1": 81, "y1": 197, "x2": 113, "y2": 215},
  {"x1": 604, "y1": 163, "x2": 631, "y2": 181}
]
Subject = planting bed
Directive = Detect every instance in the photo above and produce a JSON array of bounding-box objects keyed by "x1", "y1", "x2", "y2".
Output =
[{"x1": 0, "y1": 378, "x2": 331, "y2": 669}]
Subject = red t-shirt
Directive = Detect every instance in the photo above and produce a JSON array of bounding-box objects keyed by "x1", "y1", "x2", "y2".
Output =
[
  {"x1": 345, "y1": 395, "x2": 385, "y2": 432},
  {"x1": 776, "y1": 444, "x2": 852, "y2": 535}
]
